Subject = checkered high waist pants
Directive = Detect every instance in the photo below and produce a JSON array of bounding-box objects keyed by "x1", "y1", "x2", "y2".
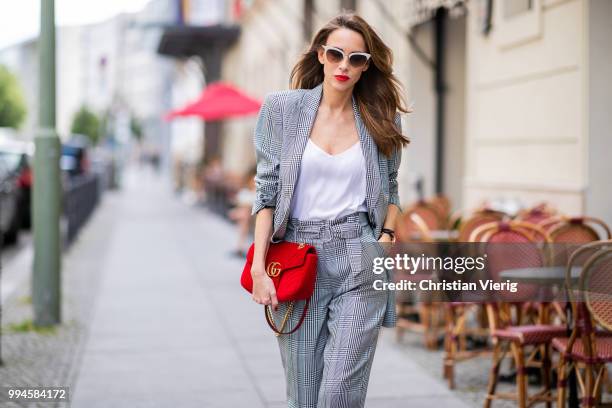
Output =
[{"x1": 269, "y1": 211, "x2": 389, "y2": 408}]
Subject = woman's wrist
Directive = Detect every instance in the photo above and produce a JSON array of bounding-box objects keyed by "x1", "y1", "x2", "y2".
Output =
[
  {"x1": 251, "y1": 264, "x2": 267, "y2": 277},
  {"x1": 380, "y1": 232, "x2": 394, "y2": 241},
  {"x1": 380, "y1": 228, "x2": 395, "y2": 241}
]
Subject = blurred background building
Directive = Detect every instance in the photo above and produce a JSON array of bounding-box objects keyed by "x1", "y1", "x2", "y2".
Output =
[
  {"x1": 217, "y1": 0, "x2": 612, "y2": 227},
  {"x1": 0, "y1": 0, "x2": 179, "y2": 173}
]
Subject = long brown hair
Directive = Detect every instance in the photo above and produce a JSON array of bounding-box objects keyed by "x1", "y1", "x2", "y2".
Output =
[{"x1": 290, "y1": 12, "x2": 410, "y2": 157}]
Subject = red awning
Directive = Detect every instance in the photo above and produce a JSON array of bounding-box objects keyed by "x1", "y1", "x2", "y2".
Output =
[{"x1": 165, "y1": 81, "x2": 262, "y2": 121}]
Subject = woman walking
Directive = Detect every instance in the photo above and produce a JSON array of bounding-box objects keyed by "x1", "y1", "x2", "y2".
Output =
[{"x1": 250, "y1": 12, "x2": 410, "y2": 408}]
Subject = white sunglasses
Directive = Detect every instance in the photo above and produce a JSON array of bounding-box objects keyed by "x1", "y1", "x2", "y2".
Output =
[{"x1": 321, "y1": 45, "x2": 371, "y2": 68}]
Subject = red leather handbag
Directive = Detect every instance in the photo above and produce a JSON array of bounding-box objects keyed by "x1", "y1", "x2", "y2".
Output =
[{"x1": 241, "y1": 241, "x2": 318, "y2": 336}]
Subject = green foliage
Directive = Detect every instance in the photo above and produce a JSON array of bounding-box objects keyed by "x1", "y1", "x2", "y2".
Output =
[
  {"x1": 130, "y1": 116, "x2": 144, "y2": 143},
  {"x1": 0, "y1": 65, "x2": 27, "y2": 129},
  {"x1": 99, "y1": 109, "x2": 114, "y2": 141},
  {"x1": 71, "y1": 106, "x2": 100, "y2": 145},
  {"x1": 6, "y1": 318, "x2": 57, "y2": 335},
  {"x1": 18, "y1": 295, "x2": 32, "y2": 305}
]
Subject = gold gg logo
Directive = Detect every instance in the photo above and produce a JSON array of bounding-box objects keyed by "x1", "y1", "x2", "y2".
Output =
[{"x1": 266, "y1": 262, "x2": 282, "y2": 277}]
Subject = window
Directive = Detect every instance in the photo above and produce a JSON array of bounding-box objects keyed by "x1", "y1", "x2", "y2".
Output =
[
  {"x1": 503, "y1": 0, "x2": 532, "y2": 19},
  {"x1": 494, "y1": 0, "x2": 541, "y2": 49},
  {"x1": 304, "y1": 0, "x2": 313, "y2": 41},
  {"x1": 340, "y1": 0, "x2": 356, "y2": 12}
]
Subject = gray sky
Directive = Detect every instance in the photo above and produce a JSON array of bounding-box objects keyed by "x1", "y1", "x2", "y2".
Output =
[{"x1": 0, "y1": 0, "x2": 152, "y2": 49}]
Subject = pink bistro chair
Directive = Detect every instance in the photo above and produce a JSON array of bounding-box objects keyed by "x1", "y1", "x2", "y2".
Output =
[
  {"x1": 394, "y1": 211, "x2": 444, "y2": 349},
  {"x1": 516, "y1": 203, "x2": 558, "y2": 225},
  {"x1": 476, "y1": 221, "x2": 566, "y2": 408},
  {"x1": 458, "y1": 209, "x2": 507, "y2": 243},
  {"x1": 406, "y1": 200, "x2": 446, "y2": 232},
  {"x1": 553, "y1": 242, "x2": 612, "y2": 407},
  {"x1": 441, "y1": 211, "x2": 509, "y2": 389},
  {"x1": 428, "y1": 194, "x2": 452, "y2": 226},
  {"x1": 546, "y1": 216, "x2": 612, "y2": 324},
  {"x1": 548, "y1": 217, "x2": 612, "y2": 265}
]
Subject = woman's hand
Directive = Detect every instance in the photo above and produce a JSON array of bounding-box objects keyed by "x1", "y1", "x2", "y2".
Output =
[
  {"x1": 378, "y1": 232, "x2": 394, "y2": 244},
  {"x1": 251, "y1": 266, "x2": 279, "y2": 311},
  {"x1": 377, "y1": 232, "x2": 394, "y2": 256}
]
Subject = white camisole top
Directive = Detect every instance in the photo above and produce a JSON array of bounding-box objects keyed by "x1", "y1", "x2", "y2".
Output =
[{"x1": 289, "y1": 138, "x2": 368, "y2": 221}]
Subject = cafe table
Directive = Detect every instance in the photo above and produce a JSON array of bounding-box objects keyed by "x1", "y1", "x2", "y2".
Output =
[
  {"x1": 500, "y1": 266, "x2": 581, "y2": 285},
  {"x1": 409, "y1": 229, "x2": 459, "y2": 242}
]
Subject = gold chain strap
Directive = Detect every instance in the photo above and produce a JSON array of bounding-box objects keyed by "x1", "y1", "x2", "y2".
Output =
[{"x1": 266, "y1": 301, "x2": 295, "y2": 337}]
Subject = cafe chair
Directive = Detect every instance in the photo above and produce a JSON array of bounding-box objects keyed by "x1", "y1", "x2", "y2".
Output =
[
  {"x1": 475, "y1": 221, "x2": 565, "y2": 408},
  {"x1": 515, "y1": 203, "x2": 558, "y2": 226},
  {"x1": 394, "y1": 211, "x2": 444, "y2": 348},
  {"x1": 442, "y1": 218, "x2": 496, "y2": 389},
  {"x1": 443, "y1": 215, "x2": 525, "y2": 390},
  {"x1": 443, "y1": 301, "x2": 490, "y2": 389},
  {"x1": 458, "y1": 209, "x2": 507, "y2": 243},
  {"x1": 547, "y1": 216, "x2": 611, "y2": 246},
  {"x1": 428, "y1": 194, "x2": 452, "y2": 224},
  {"x1": 405, "y1": 200, "x2": 446, "y2": 231},
  {"x1": 545, "y1": 217, "x2": 612, "y2": 324},
  {"x1": 547, "y1": 214, "x2": 609, "y2": 248},
  {"x1": 539, "y1": 216, "x2": 567, "y2": 233},
  {"x1": 547, "y1": 216, "x2": 611, "y2": 266},
  {"x1": 554, "y1": 245, "x2": 612, "y2": 408},
  {"x1": 395, "y1": 211, "x2": 433, "y2": 243}
]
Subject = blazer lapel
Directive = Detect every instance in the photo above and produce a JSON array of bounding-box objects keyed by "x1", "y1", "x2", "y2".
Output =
[
  {"x1": 278, "y1": 82, "x2": 382, "y2": 229},
  {"x1": 351, "y1": 95, "x2": 381, "y2": 220},
  {"x1": 277, "y1": 84, "x2": 322, "y2": 229}
]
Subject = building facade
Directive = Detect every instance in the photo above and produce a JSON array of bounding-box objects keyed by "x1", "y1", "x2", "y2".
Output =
[
  {"x1": 221, "y1": 0, "x2": 611, "y2": 227},
  {"x1": 463, "y1": 0, "x2": 611, "y2": 226}
]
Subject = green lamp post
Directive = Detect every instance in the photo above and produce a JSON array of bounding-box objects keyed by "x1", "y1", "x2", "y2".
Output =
[{"x1": 33, "y1": 0, "x2": 61, "y2": 327}]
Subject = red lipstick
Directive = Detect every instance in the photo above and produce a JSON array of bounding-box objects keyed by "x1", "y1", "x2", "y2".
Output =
[{"x1": 334, "y1": 75, "x2": 349, "y2": 82}]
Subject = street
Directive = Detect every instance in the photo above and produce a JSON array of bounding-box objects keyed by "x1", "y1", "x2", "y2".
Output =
[
  {"x1": 0, "y1": 165, "x2": 481, "y2": 407},
  {"x1": 67, "y1": 166, "x2": 470, "y2": 407}
]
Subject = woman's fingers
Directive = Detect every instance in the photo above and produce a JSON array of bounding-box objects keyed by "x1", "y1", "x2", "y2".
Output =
[
  {"x1": 270, "y1": 291, "x2": 279, "y2": 311},
  {"x1": 251, "y1": 275, "x2": 278, "y2": 307},
  {"x1": 252, "y1": 294, "x2": 272, "y2": 305}
]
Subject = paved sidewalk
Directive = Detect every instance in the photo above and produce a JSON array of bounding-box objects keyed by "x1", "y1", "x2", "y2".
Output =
[{"x1": 70, "y1": 167, "x2": 472, "y2": 408}]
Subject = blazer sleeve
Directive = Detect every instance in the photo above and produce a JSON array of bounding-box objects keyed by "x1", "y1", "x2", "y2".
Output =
[
  {"x1": 388, "y1": 112, "x2": 403, "y2": 212},
  {"x1": 251, "y1": 93, "x2": 282, "y2": 216}
]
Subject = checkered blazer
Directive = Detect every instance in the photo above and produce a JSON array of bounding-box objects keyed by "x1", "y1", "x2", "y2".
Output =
[{"x1": 251, "y1": 82, "x2": 403, "y2": 243}]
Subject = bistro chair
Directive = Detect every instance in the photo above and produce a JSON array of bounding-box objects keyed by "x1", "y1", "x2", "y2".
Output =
[
  {"x1": 544, "y1": 216, "x2": 611, "y2": 324},
  {"x1": 442, "y1": 216, "x2": 496, "y2": 389},
  {"x1": 539, "y1": 216, "x2": 567, "y2": 233},
  {"x1": 554, "y1": 243, "x2": 612, "y2": 407},
  {"x1": 476, "y1": 221, "x2": 566, "y2": 408},
  {"x1": 394, "y1": 211, "x2": 444, "y2": 348},
  {"x1": 516, "y1": 203, "x2": 558, "y2": 225},
  {"x1": 443, "y1": 301, "x2": 490, "y2": 389},
  {"x1": 549, "y1": 217, "x2": 611, "y2": 245},
  {"x1": 405, "y1": 200, "x2": 446, "y2": 232},
  {"x1": 428, "y1": 194, "x2": 452, "y2": 224},
  {"x1": 442, "y1": 216, "x2": 516, "y2": 389},
  {"x1": 395, "y1": 211, "x2": 433, "y2": 243},
  {"x1": 458, "y1": 209, "x2": 507, "y2": 243},
  {"x1": 540, "y1": 216, "x2": 610, "y2": 246}
]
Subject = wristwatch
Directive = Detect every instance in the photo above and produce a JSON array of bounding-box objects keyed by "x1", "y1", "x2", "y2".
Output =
[{"x1": 380, "y1": 228, "x2": 396, "y2": 242}]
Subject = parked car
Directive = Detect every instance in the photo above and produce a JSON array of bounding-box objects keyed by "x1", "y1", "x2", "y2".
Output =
[
  {"x1": 0, "y1": 139, "x2": 33, "y2": 244},
  {"x1": 1, "y1": 139, "x2": 34, "y2": 232},
  {"x1": 61, "y1": 140, "x2": 90, "y2": 178}
]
